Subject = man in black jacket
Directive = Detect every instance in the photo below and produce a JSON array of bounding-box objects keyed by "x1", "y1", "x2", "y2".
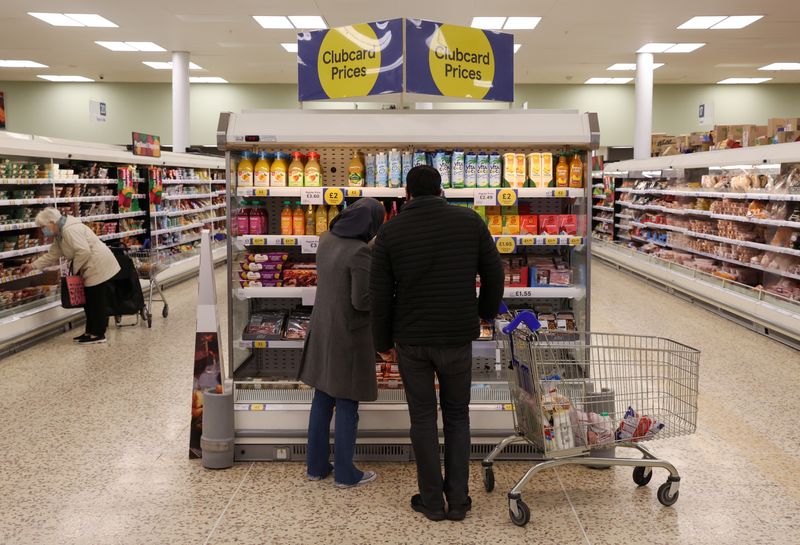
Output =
[{"x1": 370, "y1": 165, "x2": 504, "y2": 521}]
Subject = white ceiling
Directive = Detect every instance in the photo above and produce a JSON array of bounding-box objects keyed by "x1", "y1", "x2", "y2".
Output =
[{"x1": 1, "y1": 0, "x2": 800, "y2": 84}]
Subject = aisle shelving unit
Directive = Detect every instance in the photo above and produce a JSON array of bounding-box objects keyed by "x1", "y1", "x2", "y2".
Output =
[
  {"x1": 598, "y1": 142, "x2": 800, "y2": 347},
  {"x1": 0, "y1": 131, "x2": 226, "y2": 351},
  {"x1": 218, "y1": 109, "x2": 599, "y2": 461}
]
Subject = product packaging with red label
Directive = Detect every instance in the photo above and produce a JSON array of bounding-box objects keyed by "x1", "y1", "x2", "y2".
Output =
[
  {"x1": 519, "y1": 215, "x2": 538, "y2": 235},
  {"x1": 539, "y1": 215, "x2": 559, "y2": 235},
  {"x1": 558, "y1": 214, "x2": 578, "y2": 235}
]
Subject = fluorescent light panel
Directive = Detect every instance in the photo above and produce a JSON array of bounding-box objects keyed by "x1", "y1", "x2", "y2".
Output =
[
  {"x1": 607, "y1": 63, "x2": 664, "y2": 71},
  {"x1": 37, "y1": 75, "x2": 94, "y2": 82},
  {"x1": 759, "y1": 63, "x2": 800, "y2": 71},
  {"x1": 712, "y1": 15, "x2": 763, "y2": 29},
  {"x1": 514, "y1": 44, "x2": 522, "y2": 53},
  {"x1": 288, "y1": 16, "x2": 327, "y2": 29},
  {"x1": 0, "y1": 60, "x2": 48, "y2": 68},
  {"x1": 190, "y1": 77, "x2": 228, "y2": 83},
  {"x1": 28, "y1": 12, "x2": 117, "y2": 27},
  {"x1": 96, "y1": 41, "x2": 165, "y2": 52},
  {"x1": 677, "y1": 16, "x2": 726, "y2": 29},
  {"x1": 503, "y1": 17, "x2": 541, "y2": 30},
  {"x1": 717, "y1": 77, "x2": 771, "y2": 84},
  {"x1": 585, "y1": 77, "x2": 633, "y2": 85},
  {"x1": 252, "y1": 16, "x2": 293, "y2": 29},
  {"x1": 666, "y1": 43, "x2": 705, "y2": 53},
  {"x1": 143, "y1": 61, "x2": 202, "y2": 70},
  {"x1": 678, "y1": 15, "x2": 762, "y2": 30},
  {"x1": 470, "y1": 17, "x2": 506, "y2": 30},
  {"x1": 637, "y1": 43, "x2": 704, "y2": 53},
  {"x1": 281, "y1": 43, "x2": 298, "y2": 53}
]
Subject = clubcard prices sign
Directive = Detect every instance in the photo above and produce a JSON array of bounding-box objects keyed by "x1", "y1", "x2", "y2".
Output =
[{"x1": 131, "y1": 132, "x2": 161, "y2": 157}]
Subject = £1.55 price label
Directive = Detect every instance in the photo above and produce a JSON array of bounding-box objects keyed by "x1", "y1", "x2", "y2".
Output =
[
  {"x1": 474, "y1": 188, "x2": 497, "y2": 206},
  {"x1": 496, "y1": 188, "x2": 518, "y2": 207},
  {"x1": 324, "y1": 187, "x2": 344, "y2": 206},
  {"x1": 495, "y1": 237, "x2": 516, "y2": 254},
  {"x1": 301, "y1": 237, "x2": 319, "y2": 254},
  {"x1": 301, "y1": 187, "x2": 324, "y2": 205},
  {"x1": 569, "y1": 237, "x2": 582, "y2": 246},
  {"x1": 509, "y1": 288, "x2": 534, "y2": 298}
]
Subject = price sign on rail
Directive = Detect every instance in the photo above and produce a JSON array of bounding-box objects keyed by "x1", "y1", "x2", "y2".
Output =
[
  {"x1": 474, "y1": 188, "x2": 497, "y2": 206},
  {"x1": 301, "y1": 237, "x2": 319, "y2": 254},
  {"x1": 495, "y1": 237, "x2": 516, "y2": 254},
  {"x1": 509, "y1": 288, "x2": 534, "y2": 298},
  {"x1": 345, "y1": 188, "x2": 363, "y2": 198},
  {"x1": 254, "y1": 188, "x2": 269, "y2": 197},
  {"x1": 301, "y1": 188, "x2": 324, "y2": 205},
  {"x1": 496, "y1": 188, "x2": 518, "y2": 207},
  {"x1": 324, "y1": 187, "x2": 344, "y2": 206}
]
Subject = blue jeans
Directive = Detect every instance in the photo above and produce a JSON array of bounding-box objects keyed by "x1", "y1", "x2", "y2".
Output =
[{"x1": 306, "y1": 389, "x2": 363, "y2": 485}]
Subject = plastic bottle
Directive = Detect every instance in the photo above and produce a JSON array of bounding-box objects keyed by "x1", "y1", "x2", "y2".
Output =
[
  {"x1": 237, "y1": 152, "x2": 254, "y2": 187},
  {"x1": 569, "y1": 154, "x2": 584, "y2": 188},
  {"x1": 249, "y1": 206, "x2": 264, "y2": 235},
  {"x1": 236, "y1": 204, "x2": 250, "y2": 235},
  {"x1": 288, "y1": 152, "x2": 305, "y2": 187},
  {"x1": 280, "y1": 201, "x2": 293, "y2": 235},
  {"x1": 304, "y1": 151, "x2": 322, "y2": 186},
  {"x1": 254, "y1": 152, "x2": 271, "y2": 187},
  {"x1": 388, "y1": 148, "x2": 402, "y2": 188},
  {"x1": 555, "y1": 155, "x2": 569, "y2": 187},
  {"x1": 315, "y1": 204, "x2": 328, "y2": 235},
  {"x1": 305, "y1": 204, "x2": 315, "y2": 235},
  {"x1": 348, "y1": 151, "x2": 365, "y2": 187},
  {"x1": 327, "y1": 203, "x2": 340, "y2": 227},
  {"x1": 292, "y1": 202, "x2": 305, "y2": 235},
  {"x1": 270, "y1": 152, "x2": 288, "y2": 187},
  {"x1": 401, "y1": 151, "x2": 413, "y2": 185}
]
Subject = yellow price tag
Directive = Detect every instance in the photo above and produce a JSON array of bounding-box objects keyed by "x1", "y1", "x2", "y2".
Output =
[
  {"x1": 520, "y1": 236, "x2": 535, "y2": 246},
  {"x1": 503, "y1": 404, "x2": 514, "y2": 411},
  {"x1": 553, "y1": 189, "x2": 568, "y2": 198},
  {"x1": 546, "y1": 237, "x2": 558, "y2": 246},
  {"x1": 496, "y1": 188, "x2": 518, "y2": 207},
  {"x1": 252, "y1": 237, "x2": 265, "y2": 246},
  {"x1": 324, "y1": 187, "x2": 344, "y2": 206},
  {"x1": 495, "y1": 237, "x2": 516, "y2": 254},
  {"x1": 253, "y1": 341, "x2": 267, "y2": 349},
  {"x1": 346, "y1": 188, "x2": 362, "y2": 197},
  {"x1": 250, "y1": 404, "x2": 265, "y2": 411},
  {"x1": 569, "y1": 237, "x2": 582, "y2": 246},
  {"x1": 254, "y1": 188, "x2": 268, "y2": 197},
  {"x1": 283, "y1": 237, "x2": 297, "y2": 246}
]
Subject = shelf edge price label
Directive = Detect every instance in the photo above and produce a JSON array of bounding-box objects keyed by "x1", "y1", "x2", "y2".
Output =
[
  {"x1": 520, "y1": 236, "x2": 535, "y2": 246},
  {"x1": 251, "y1": 236, "x2": 265, "y2": 246},
  {"x1": 301, "y1": 237, "x2": 319, "y2": 254},
  {"x1": 250, "y1": 403, "x2": 265, "y2": 411},
  {"x1": 496, "y1": 188, "x2": 518, "y2": 207},
  {"x1": 474, "y1": 188, "x2": 497, "y2": 206},
  {"x1": 323, "y1": 187, "x2": 344, "y2": 206},
  {"x1": 301, "y1": 187, "x2": 324, "y2": 205},
  {"x1": 569, "y1": 237, "x2": 582, "y2": 246},
  {"x1": 254, "y1": 188, "x2": 269, "y2": 197},
  {"x1": 345, "y1": 188, "x2": 363, "y2": 198},
  {"x1": 553, "y1": 188, "x2": 568, "y2": 198},
  {"x1": 253, "y1": 341, "x2": 267, "y2": 349},
  {"x1": 509, "y1": 288, "x2": 534, "y2": 298},
  {"x1": 545, "y1": 237, "x2": 558, "y2": 246},
  {"x1": 495, "y1": 236, "x2": 516, "y2": 254}
]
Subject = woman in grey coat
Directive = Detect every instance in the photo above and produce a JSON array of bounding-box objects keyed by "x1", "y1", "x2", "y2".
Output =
[{"x1": 298, "y1": 198, "x2": 385, "y2": 488}]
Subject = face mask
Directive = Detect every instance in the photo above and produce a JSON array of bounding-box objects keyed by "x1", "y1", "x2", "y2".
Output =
[{"x1": 42, "y1": 226, "x2": 54, "y2": 238}]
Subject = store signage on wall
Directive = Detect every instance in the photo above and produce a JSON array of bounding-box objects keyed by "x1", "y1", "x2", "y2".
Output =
[
  {"x1": 405, "y1": 19, "x2": 514, "y2": 102},
  {"x1": 698, "y1": 102, "x2": 714, "y2": 126},
  {"x1": 0, "y1": 92, "x2": 5, "y2": 129},
  {"x1": 131, "y1": 132, "x2": 161, "y2": 157},
  {"x1": 297, "y1": 18, "x2": 404, "y2": 101},
  {"x1": 89, "y1": 99, "x2": 107, "y2": 123}
]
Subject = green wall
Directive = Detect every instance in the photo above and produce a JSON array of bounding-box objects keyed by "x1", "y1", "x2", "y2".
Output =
[{"x1": 2, "y1": 81, "x2": 799, "y2": 147}]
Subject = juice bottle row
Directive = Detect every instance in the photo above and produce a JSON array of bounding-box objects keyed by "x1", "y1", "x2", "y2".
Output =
[{"x1": 237, "y1": 151, "x2": 323, "y2": 188}]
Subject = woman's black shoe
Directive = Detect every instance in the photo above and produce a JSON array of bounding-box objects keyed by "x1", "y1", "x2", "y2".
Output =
[
  {"x1": 411, "y1": 494, "x2": 446, "y2": 521},
  {"x1": 446, "y1": 496, "x2": 473, "y2": 521}
]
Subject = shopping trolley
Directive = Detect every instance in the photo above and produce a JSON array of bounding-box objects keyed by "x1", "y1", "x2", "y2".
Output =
[
  {"x1": 482, "y1": 311, "x2": 699, "y2": 527},
  {"x1": 128, "y1": 248, "x2": 170, "y2": 327}
]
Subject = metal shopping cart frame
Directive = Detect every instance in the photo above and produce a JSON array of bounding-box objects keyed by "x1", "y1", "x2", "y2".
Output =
[
  {"x1": 482, "y1": 311, "x2": 700, "y2": 527},
  {"x1": 127, "y1": 248, "x2": 170, "y2": 327}
]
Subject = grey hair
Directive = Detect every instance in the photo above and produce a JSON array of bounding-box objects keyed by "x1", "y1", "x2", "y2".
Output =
[{"x1": 35, "y1": 207, "x2": 62, "y2": 227}]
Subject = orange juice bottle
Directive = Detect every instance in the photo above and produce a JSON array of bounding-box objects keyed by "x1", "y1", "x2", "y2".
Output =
[
  {"x1": 348, "y1": 151, "x2": 365, "y2": 186},
  {"x1": 569, "y1": 154, "x2": 583, "y2": 188},
  {"x1": 237, "y1": 152, "x2": 254, "y2": 187},
  {"x1": 304, "y1": 151, "x2": 322, "y2": 186},
  {"x1": 315, "y1": 204, "x2": 328, "y2": 235},
  {"x1": 555, "y1": 156, "x2": 569, "y2": 187},
  {"x1": 270, "y1": 152, "x2": 288, "y2": 187},
  {"x1": 280, "y1": 201, "x2": 293, "y2": 235},
  {"x1": 288, "y1": 152, "x2": 305, "y2": 187},
  {"x1": 327, "y1": 204, "x2": 340, "y2": 227},
  {"x1": 254, "y1": 152, "x2": 271, "y2": 187},
  {"x1": 292, "y1": 202, "x2": 305, "y2": 235}
]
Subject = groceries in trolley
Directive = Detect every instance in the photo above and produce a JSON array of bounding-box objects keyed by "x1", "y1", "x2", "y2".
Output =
[{"x1": 616, "y1": 406, "x2": 665, "y2": 442}]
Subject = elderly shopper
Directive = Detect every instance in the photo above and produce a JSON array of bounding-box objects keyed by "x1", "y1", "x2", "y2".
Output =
[
  {"x1": 297, "y1": 198, "x2": 385, "y2": 488},
  {"x1": 22, "y1": 207, "x2": 120, "y2": 344}
]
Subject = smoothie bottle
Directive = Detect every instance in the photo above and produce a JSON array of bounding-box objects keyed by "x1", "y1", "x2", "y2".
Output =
[
  {"x1": 270, "y1": 152, "x2": 288, "y2": 187},
  {"x1": 280, "y1": 201, "x2": 293, "y2": 235},
  {"x1": 304, "y1": 151, "x2": 322, "y2": 186},
  {"x1": 305, "y1": 204, "x2": 315, "y2": 235},
  {"x1": 254, "y1": 152, "x2": 271, "y2": 187},
  {"x1": 315, "y1": 204, "x2": 328, "y2": 234},
  {"x1": 569, "y1": 154, "x2": 584, "y2": 188},
  {"x1": 348, "y1": 151, "x2": 365, "y2": 187},
  {"x1": 292, "y1": 201, "x2": 305, "y2": 235},
  {"x1": 556, "y1": 156, "x2": 569, "y2": 187},
  {"x1": 288, "y1": 152, "x2": 305, "y2": 187},
  {"x1": 327, "y1": 204, "x2": 340, "y2": 227},
  {"x1": 237, "y1": 152, "x2": 254, "y2": 187}
]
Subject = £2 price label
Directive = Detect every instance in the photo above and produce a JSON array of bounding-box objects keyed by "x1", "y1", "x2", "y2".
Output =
[
  {"x1": 552, "y1": 188, "x2": 568, "y2": 198},
  {"x1": 301, "y1": 188, "x2": 323, "y2": 205},
  {"x1": 496, "y1": 188, "x2": 518, "y2": 207},
  {"x1": 495, "y1": 237, "x2": 516, "y2": 254},
  {"x1": 254, "y1": 188, "x2": 269, "y2": 197},
  {"x1": 324, "y1": 187, "x2": 344, "y2": 206}
]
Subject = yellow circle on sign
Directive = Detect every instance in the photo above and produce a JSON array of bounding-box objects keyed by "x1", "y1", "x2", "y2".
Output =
[
  {"x1": 428, "y1": 24, "x2": 495, "y2": 99},
  {"x1": 496, "y1": 237, "x2": 515, "y2": 254},
  {"x1": 318, "y1": 24, "x2": 382, "y2": 99},
  {"x1": 497, "y1": 188, "x2": 518, "y2": 206},
  {"x1": 324, "y1": 188, "x2": 344, "y2": 206}
]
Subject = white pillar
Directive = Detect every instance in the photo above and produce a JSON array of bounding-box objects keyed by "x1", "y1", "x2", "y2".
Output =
[
  {"x1": 172, "y1": 51, "x2": 190, "y2": 153},
  {"x1": 634, "y1": 52, "x2": 654, "y2": 160}
]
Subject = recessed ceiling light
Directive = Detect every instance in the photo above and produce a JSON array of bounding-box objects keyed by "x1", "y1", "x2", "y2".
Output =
[
  {"x1": 288, "y1": 16, "x2": 327, "y2": 29},
  {"x1": 759, "y1": 63, "x2": 800, "y2": 71},
  {"x1": 585, "y1": 78, "x2": 610, "y2": 84},
  {"x1": 607, "y1": 63, "x2": 665, "y2": 71},
  {"x1": 712, "y1": 15, "x2": 763, "y2": 29},
  {"x1": 637, "y1": 43, "x2": 675, "y2": 53},
  {"x1": 143, "y1": 61, "x2": 203, "y2": 70},
  {"x1": 514, "y1": 44, "x2": 522, "y2": 53},
  {"x1": 96, "y1": 41, "x2": 165, "y2": 52},
  {"x1": 608, "y1": 78, "x2": 634, "y2": 84},
  {"x1": 717, "y1": 77, "x2": 772, "y2": 84},
  {"x1": 503, "y1": 17, "x2": 541, "y2": 30},
  {"x1": 28, "y1": 12, "x2": 117, "y2": 27},
  {"x1": 281, "y1": 43, "x2": 299, "y2": 53},
  {"x1": 190, "y1": 77, "x2": 228, "y2": 83},
  {"x1": 585, "y1": 77, "x2": 633, "y2": 85},
  {"x1": 470, "y1": 17, "x2": 507, "y2": 30},
  {"x1": 0, "y1": 60, "x2": 48, "y2": 68},
  {"x1": 252, "y1": 16, "x2": 294, "y2": 29},
  {"x1": 665, "y1": 43, "x2": 705, "y2": 53},
  {"x1": 37, "y1": 75, "x2": 94, "y2": 82},
  {"x1": 677, "y1": 16, "x2": 727, "y2": 29}
]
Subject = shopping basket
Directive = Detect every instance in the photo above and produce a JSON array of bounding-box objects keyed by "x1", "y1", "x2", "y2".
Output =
[
  {"x1": 126, "y1": 248, "x2": 170, "y2": 327},
  {"x1": 482, "y1": 311, "x2": 699, "y2": 527}
]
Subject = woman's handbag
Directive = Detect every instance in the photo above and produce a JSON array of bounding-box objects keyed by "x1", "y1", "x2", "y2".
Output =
[{"x1": 60, "y1": 263, "x2": 86, "y2": 308}]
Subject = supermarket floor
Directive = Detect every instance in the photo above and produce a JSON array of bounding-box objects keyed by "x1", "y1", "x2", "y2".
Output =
[{"x1": 1, "y1": 262, "x2": 798, "y2": 545}]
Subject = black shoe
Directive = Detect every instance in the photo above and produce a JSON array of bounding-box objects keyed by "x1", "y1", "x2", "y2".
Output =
[
  {"x1": 73, "y1": 333, "x2": 89, "y2": 342},
  {"x1": 446, "y1": 496, "x2": 472, "y2": 521},
  {"x1": 78, "y1": 335, "x2": 107, "y2": 345},
  {"x1": 411, "y1": 494, "x2": 446, "y2": 522}
]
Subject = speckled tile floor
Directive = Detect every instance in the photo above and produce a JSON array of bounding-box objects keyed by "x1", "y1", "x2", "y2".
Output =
[{"x1": 0, "y1": 261, "x2": 798, "y2": 545}]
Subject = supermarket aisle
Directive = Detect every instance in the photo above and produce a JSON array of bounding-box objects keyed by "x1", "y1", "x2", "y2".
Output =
[{"x1": 1, "y1": 263, "x2": 798, "y2": 545}]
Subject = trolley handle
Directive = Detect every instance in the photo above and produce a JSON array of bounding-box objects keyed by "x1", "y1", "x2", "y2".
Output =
[{"x1": 502, "y1": 310, "x2": 541, "y2": 335}]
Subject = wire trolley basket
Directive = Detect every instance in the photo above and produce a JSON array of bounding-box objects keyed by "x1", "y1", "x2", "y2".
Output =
[
  {"x1": 482, "y1": 311, "x2": 700, "y2": 527},
  {"x1": 127, "y1": 248, "x2": 170, "y2": 327}
]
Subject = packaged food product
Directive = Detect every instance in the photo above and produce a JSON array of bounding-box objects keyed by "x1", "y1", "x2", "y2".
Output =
[
  {"x1": 527, "y1": 153, "x2": 542, "y2": 187},
  {"x1": 365, "y1": 153, "x2": 376, "y2": 186},
  {"x1": 549, "y1": 268, "x2": 572, "y2": 286},
  {"x1": 464, "y1": 153, "x2": 477, "y2": 188},
  {"x1": 402, "y1": 151, "x2": 413, "y2": 185},
  {"x1": 304, "y1": 151, "x2": 322, "y2": 186},
  {"x1": 413, "y1": 151, "x2": 427, "y2": 167},
  {"x1": 243, "y1": 311, "x2": 287, "y2": 340},
  {"x1": 283, "y1": 268, "x2": 318, "y2": 287},
  {"x1": 539, "y1": 215, "x2": 559, "y2": 235},
  {"x1": 292, "y1": 203, "x2": 305, "y2": 235},
  {"x1": 254, "y1": 152, "x2": 271, "y2": 187},
  {"x1": 569, "y1": 154, "x2": 583, "y2": 188},
  {"x1": 237, "y1": 152, "x2": 254, "y2": 187},
  {"x1": 247, "y1": 252, "x2": 289, "y2": 263},
  {"x1": 240, "y1": 261, "x2": 284, "y2": 272},
  {"x1": 502, "y1": 215, "x2": 520, "y2": 235},
  {"x1": 489, "y1": 153, "x2": 502, "y2": 188},
  {"x1": 555, "y1": 155, "x2": 569, "y2": 187},
  {"x1": 451, "y1": 150, "x2": 465, "y2": 189},
  {"x1": 434, "y1": 151, "x2": 451, "y2": 188},
  {"x1": 270, "y1": 152, "x2": 288, "y2": 187},
  {"x1": 558, "y1": 214, "x2": 578, "y2": 235},
  {"x1": 520, "y1": 215, "x2": 538, "y2": 235},
  {"x1": 283, "y1": 309, "x2": 312, "y2": 340},
  {"x1": 502, "y1": 153, "x2": 516, "y2": 187},
  {"x1": 515, "y1": 153, "x2": 526, "y2": 188},
  {"x1": 375, "y1": 152, "x2": 388, "y2": 187},
  {"x1": 476, "y1": 153, "x2": 489, "y2": 188},
  {"x1": 239, "y1": 270, "x2": 282, "y2": 281},
  {"x1": 487, "y1": 215, "x2": 503, "y2": 235},
  {"x1": 280, "y1": 201, "x2": 293, "y2": 235},
  {"x1": 239, "y1": 280, "x2": 284, "y2": 288},
  {"x1": 315, "y1": 204, "x2": 328, "y2": 235},
  {"x1": 388, "y1": 148, "x2": 402, "y2": 188}
]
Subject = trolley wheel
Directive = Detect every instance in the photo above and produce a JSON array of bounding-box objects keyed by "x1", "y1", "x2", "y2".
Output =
[
  {"x1": 147, "y1": 313, "x2": 153, "y2": 328},
  {"x1": 508, "y1": 499, "x2": 531, "y2": 527},
  {"x1": 162, "y1": 304, "x2": 169, "y2": 318},
  {"x1": 633, "y1": 466, "x2": 652, "y2": 487},
  {"x1": 483, "y1": 466, "x2": 495, "y2": 493},
  {"x1": 657, "y1": 482, "x2": 679, "y2": 507}
]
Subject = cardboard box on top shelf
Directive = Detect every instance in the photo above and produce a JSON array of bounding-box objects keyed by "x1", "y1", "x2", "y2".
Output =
[
  {"x1": 768, "y1": 118, "x2": 800, "y2": 138},
  {"x1": 755, "y1": 136, "x2": 771, "y2": 146},
  {"x1": 775, "y1": 131, "x2": 800, "y2": 144}
]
